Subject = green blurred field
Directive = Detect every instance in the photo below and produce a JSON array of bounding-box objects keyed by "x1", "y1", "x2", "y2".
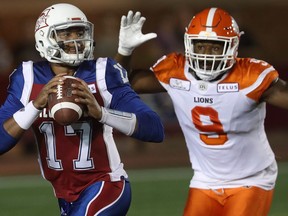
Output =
[{"x1": 0, "y1": 163, "x2": 287, "y2": 216}]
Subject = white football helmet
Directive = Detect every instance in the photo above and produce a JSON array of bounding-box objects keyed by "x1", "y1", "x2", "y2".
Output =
[
  {"x1": 35, "y1": 3, "x2": 94, "y2": 66},
  {"x1": 184, "y1": 7, "x2": 243, "y2": 81}
]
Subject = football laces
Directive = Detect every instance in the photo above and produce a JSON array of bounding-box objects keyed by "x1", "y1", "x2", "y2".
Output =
[{"x1": 56, "y1": 84, "x2": 63, "y2": 100}]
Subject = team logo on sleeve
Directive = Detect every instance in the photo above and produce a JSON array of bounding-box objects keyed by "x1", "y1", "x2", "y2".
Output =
[
  {"x1": 170, "y1": 78, "x2": 191, "y2": 91},
  {"x1": 217, "y1": 83, "x2": 239, "y2": 93},
  {"x1": 88, "y1": 84, "x2": 97, "y2": 93}
]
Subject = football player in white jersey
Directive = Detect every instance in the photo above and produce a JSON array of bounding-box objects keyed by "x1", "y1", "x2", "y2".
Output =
[
  {"x1": 116, "y1": 8, "x2": 288, "y2": 216},
  {"x1": 0, "y1": 3, "x2": 164, "y2": 216}
]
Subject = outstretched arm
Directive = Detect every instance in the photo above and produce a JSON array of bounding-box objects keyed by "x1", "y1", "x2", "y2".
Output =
[
  {"x1": 129, "y1": 69, "x2": 166, "y2": 94},
  {"x1": 115, "y1": 10, "x2": 157, "y2": 71},
  {"x1": 115, "y1": 11, "x2": 165, "y2": 94},
  {"x1": 262, "y1": 78, "x2": 288, "y2": 109},
  {"x1": 117, "y1": 11, "x2": 157, "y2": 56}
]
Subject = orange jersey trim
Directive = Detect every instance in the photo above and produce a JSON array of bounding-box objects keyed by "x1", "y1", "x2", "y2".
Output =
[
  {"x1": 221, "y1": 58, "x2": 278, "y2": 101},
  {"x1": 152, "y1": 53, "x2": 187, "y2": 84},
  {"x1": 153, "y1": 55, "x2": 279, "y2": 102}
]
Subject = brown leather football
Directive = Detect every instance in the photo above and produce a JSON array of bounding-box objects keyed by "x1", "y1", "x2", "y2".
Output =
[{"x1": 48, "y1": 76, "x2": 84, "y2": 125}]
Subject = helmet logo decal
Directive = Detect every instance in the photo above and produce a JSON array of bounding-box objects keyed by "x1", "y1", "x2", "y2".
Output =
[{"x1": 35, "y1": 8, "x2": 52, "y2": 32}]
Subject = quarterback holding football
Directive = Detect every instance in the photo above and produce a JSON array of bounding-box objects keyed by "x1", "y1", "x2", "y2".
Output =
[
  {"x1": 0, "y1": 3, "x2": 164, "y2": 216},
  {"x1": 48, "y1": 75, "x2": 85, "y2": 125}
]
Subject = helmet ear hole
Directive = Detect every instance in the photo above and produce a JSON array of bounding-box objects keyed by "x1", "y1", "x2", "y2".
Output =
[{"x1": 38, "y1": 41, "x2": 44, "y2": 47}]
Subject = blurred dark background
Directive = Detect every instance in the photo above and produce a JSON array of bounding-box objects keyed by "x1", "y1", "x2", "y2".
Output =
[{"x1": 0, "y1": 0, "x2": 287, "y2": 176}]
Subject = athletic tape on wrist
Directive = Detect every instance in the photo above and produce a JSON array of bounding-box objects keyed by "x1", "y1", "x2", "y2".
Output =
[
  {"x1": 13, "y1": 101, "x2": 41, "y2": 130},
  {"x1": 99, "y1": 107, "x2": 136, "y2": 136}
]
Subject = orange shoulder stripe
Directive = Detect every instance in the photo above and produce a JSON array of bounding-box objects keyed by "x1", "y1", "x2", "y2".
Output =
[
  {"x1": 246, "y1": 71, "x2": 278, "y2": 101},
  {"x1": 221, "y1": 58, "x2": 279, "y2": 101},
  {"x1": 152, "y1": 53, "x2": 187, "y2": 84}
]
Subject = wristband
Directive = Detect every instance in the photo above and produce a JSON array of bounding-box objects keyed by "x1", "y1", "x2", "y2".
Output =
[
  {"x1": 99, "y1": 107, "x2": 136, "y2": 136},
  {"x1": 13, "y1": 101, "x2": 41, "y2": 130}
]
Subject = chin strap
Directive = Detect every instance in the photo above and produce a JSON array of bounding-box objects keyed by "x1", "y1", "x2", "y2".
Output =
[{"x1": 99, "y1": 107, "x2": 137, "y2": 136}]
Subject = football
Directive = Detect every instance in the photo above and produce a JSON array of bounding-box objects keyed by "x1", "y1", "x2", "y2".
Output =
[{"x1": 48, "y1": 76, "x2": 84, "y2": 125}]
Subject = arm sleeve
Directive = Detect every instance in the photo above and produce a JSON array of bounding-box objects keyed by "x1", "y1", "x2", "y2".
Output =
[
  {"x1": 104, "y1": 57, "x2": 164, "y2": 142},
  {"x1": 110, "y1": 86, "x2": 164, "y2": 143},
  {"x1": 0, "y1": 96, "x2": 23, "y2": 154},
  {"x1": 0, "y1": 122, "x2": 18, "y2": 154},
  {"x1": 131, "y1": 110, "x2": 165, "y2": 142},
  {"x1": 0, "y1": 67, "x2": 26, "y2": 154}
]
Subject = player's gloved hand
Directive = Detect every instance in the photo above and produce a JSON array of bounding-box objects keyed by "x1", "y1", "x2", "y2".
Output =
[{"x1": 118, "y1": 10, "x2": 157, "y2": 56}]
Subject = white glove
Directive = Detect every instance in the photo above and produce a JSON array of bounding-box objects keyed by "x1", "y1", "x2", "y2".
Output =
[{"x1": 118, "y1": 10, "x2": 157, "y2": 56}]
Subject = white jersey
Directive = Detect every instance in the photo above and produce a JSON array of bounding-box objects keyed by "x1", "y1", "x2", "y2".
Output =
[{"x1": 152, "y1": 53, "x2": 278, "y2": 189}]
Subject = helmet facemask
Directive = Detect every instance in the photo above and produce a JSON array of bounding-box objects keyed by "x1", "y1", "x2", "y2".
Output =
[
  {"x1": 45, "y1": 21, "x2": 94, "y2": 66},
  {"x1": 184, "y1": 34, "x2": 239, "y2": 81}
]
